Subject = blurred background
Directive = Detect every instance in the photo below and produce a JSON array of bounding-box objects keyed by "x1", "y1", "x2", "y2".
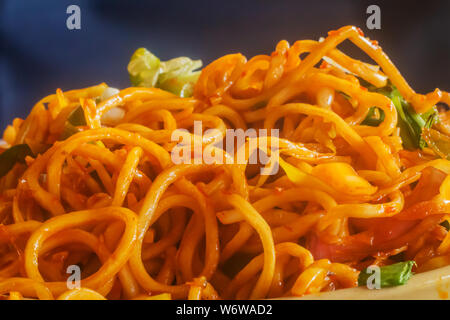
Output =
[{"x1": 1, "y1": 0, "x2": 449, "y2": 129}]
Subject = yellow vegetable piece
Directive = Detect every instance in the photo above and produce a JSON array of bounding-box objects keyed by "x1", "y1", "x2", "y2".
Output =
[{"x1": 311, "y1": 162, "x2": 377, "y2": 196}]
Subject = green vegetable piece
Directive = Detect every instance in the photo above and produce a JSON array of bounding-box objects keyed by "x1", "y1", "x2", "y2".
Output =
[
  {"x1": 358, "y1": 77, "x2": 438, "y2": 150},
  {"x1": 337, "y1": 91, "x2": 352, "y2": 100},
  {"x1": 158, "y1": 57, "x2": 201, "y2": 83},
  {"x1": 358, "y1": 261, "x2": 415, "y2": 288},
  {"x1": 390, "y1": 90, "x2": 422, "y2": 150},
  {"x1": 422, "y1": 127, "x2": 450, "y2": 160},
  {"x1": 0, "y1": 144, "x2": 33, "y2": 177},
  {"x1": 441, "y1": 220, "x2": 450, "y2": 231},
  {"x1": 362, "y1": 107, "x2": 385, "y2": 127},
  {"x1": 158, "y1": 72, "x2": 200, "y2": 98},
  {"x1": 128, "y1": 48, "x2": 162, "y2": 87},
  {"x1": 60, "y1": 123, "x2": 82, "y2": 140},
  {"x1": 60, "y1": 106, "x2": 86, "y2": 140},
  {"x1": 358, "y1": 78, "x2": 377, "y2": 91},
  {"x1": 127, "y1": 48, "x2": 202, "y2": 97},
  {"x1": 67, "y1": 105, "x2": 86, "y2": 126}
]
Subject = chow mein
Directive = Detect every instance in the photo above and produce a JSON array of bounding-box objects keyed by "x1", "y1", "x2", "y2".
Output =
[{"x1": 0, "y1": 26, "x2": 449, "y2": 300}]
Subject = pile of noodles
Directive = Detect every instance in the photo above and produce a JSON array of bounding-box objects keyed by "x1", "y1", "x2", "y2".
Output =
[{"x1": 0, "y1": 26, "x2": 449, "y2": 300}]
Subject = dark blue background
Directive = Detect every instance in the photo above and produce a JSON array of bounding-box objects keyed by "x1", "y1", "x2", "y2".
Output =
[{"x1": 1, "y1": 0, "x2": 449, "y2": 129}]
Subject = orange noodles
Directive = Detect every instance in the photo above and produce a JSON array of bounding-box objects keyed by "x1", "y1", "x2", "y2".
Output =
[{"x1": 0, "y1": 25, "x2": 449, "y2": 300}]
